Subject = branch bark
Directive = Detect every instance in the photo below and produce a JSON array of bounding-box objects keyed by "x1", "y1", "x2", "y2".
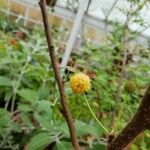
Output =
[
  {"x1": 107, "y1": 84, "x2": 150, "y2": 150},
  {"x1": 39, "y1": 0, "x2": 80, "y2": 149}
]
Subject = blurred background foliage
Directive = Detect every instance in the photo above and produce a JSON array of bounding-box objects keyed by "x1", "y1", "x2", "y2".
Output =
[{"x1": 0, "y1": 0, "x2": 150, "y2": 149}]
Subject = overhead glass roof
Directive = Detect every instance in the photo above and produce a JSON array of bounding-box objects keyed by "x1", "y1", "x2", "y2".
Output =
[
  {"x1": 58, "y1": 0, "x2": 150, "y2": 37},
  {"x1": 18, "y1": 0, "x2": 150, "y2": 37}
]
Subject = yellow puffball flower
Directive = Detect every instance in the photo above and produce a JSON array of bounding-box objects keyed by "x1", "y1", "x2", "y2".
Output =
[{"x1": 70, "y1": 73, "x2": 91, "y2": 94}]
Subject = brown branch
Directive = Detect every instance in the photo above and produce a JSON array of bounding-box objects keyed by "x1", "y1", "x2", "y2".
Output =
[
  {"x1": 107, "y1": 84, "x2": 150, "y2": 150},
  {"x1": 39, "y1": 0, "x2": 80, "y2": 149}
]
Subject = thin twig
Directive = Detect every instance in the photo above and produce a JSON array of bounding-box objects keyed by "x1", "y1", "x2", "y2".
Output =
[
  {"x1": 105, "y1": 0, "x2": 119, "y2": 20},
  {"x1": 110, "y1": 49, "x2": 128, "y2": 129},
  {"x1": 111, "y1": 0, "x2": 149, "y2": 127},
  {"x1": 110, "y1": 14, "x2": 130, "y2": 128},
  {"x1": 39, "y1": 0, "x2": 80, "y2": 149},
  {"x1": 104, "y1": 0, "x2": 119, "y2": 32},
  {"x1": 10, "y1": 56, "x2": 29, "y2": 113},
  {"x1": 115, "y1": 50, "x2": 128, "y2": 101},
  {"x1": 85, "y1": 0, "x2": 92, "y2": 14}
]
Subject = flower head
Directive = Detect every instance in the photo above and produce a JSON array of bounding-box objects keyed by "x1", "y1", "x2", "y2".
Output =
[
  {"x1": 124, "y1": 80, "x2": 137, "y2": 93},
  {"x1": 70, "y1": 73, "x2": 91, "y2": 94}
]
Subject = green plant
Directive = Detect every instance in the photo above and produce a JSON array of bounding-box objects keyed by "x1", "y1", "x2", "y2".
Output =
[{"x1": 0, "y1": 0, "x2": 149, "y2": 149}]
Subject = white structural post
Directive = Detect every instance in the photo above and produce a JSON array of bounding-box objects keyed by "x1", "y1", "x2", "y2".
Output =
[
  {"x1": 24, "y1": 6, "x2": 29, "y2": 26},
  {"x1": 60, "y1": 0, "x2": 89, "y2": 69}
]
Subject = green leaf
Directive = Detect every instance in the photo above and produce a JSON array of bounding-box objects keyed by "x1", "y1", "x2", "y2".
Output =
[
  {"x1": 34, "y1": 100, "x2": 53, "y2": 129},
  {"x1": 36, "y1": 100, "x2": 52, "y2": 114},
  {"x1": 0, "y1": 108, "x2": 11, "y2": 128},
  {"x1": 11, "y1": 122, "x2": 21, "y2": 133},
  {"x1": 27, "y1": 132, "x2": 52, "y2": 150},
  {"x1": 18, "y1": 89, "x2": 38, "y2": 102},
  {"x1": 130, "y1": 144, "x2": 139, "y2": 150},
  {"x1": 87, "y1": 143, "x2": 105, "y2": 150},
  {"x1": 22, "y1": 113, "x2": 34, "y2": 128},
  {"x1": 34, "y1": 112, "x2": 53, "y2": 129},
  {"x1": 38, "y1": 87, "x2": 50, "y2": 100},
  {"x1": 0, "y1": 76, "x2": 12, "y2": 86},
  {"x1": 54, "y1": 141, "x2": 72, "y2": 150},
  {"x1": 56, "y1": 122, "x2": 70, "y2": 138},
  {"x1": 75, "y1": 121, "x2": 103, "y2": 137},
  {"x1": 4, "y1": 90, "x2": 13, "y2": 101},
  {"x1": 18, "y1": 104, "x2": 33, "y2": 112},
  {"x1": 0, "y1": 108, "x2": 9, "y2": 117}
]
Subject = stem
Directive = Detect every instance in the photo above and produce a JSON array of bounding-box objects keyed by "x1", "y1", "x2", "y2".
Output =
[
  {"x1": 10, "y1": 57, "x2": 29, "y2": 113},
  {"x1": 39, "y1": 1, "x2": 80, "y2": 149},
  {"x1": 114, "y1": 97, "x2": 128, "y2": 131},
  {"x1": 83, "y1": 94, "x2": 109, "y2": 134},
  {"x1": 111, "y1": 13, "x2": 130, "y2": 127},
  {"x1": 10, "y1": 44, "x2": 40, "y2": 112}
]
